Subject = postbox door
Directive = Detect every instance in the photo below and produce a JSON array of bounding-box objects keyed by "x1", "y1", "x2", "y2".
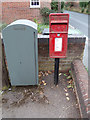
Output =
[{"x1": 49, "y1": 33, "x2": 68, "y2": 58}]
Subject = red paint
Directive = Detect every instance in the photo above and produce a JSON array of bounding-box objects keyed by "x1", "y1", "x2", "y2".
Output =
[{"x1": 49, "y1": 13, "x2": 69, "y2": 58}]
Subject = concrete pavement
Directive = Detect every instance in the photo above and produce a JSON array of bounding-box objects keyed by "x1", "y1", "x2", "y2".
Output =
[{"x1": 2, "y1": 73, "x2": 80, "y2": 118}]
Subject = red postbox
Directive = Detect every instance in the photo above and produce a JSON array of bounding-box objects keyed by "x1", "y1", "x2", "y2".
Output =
[{"x1": 49, "y1": 13, "x2": 69, "y2": 58}]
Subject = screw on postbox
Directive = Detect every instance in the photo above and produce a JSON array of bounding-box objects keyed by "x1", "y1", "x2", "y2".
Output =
[{"x1": 49, "y1": 13, "x2": 69, "y2": 85}]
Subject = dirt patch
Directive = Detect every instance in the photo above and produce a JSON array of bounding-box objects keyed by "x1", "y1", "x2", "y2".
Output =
[
  {"x1": 2, "y1": 85, "x2": 49, "y2": 108},
  {"x1": 2, "y1": 71, "x2": 75, "y2": 108},
  {"x1": 2, "y1": 71, "x2": 80, "y2": 118}
]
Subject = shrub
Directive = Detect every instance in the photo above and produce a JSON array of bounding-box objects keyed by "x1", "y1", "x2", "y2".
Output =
[
  {"x1": 40, "y1": 7, "x2": 51, "y2": 17},
  {"x1": 61, "y1": 8, "x2": 64, "y2": 13},
  {"x1": 79, "y1": 2, "x2": 88, "y2": 8},
  {"x1": 86, "y1": 1, "x2": 90, "y2": 14},
  {"x1": 86, "y1": 8, "x2": 88, "y2": 14},
  {"x1": 51, "y1": 0, "x2": 65, "y2": 12},
  {"x1": 33, "y1": 18, "x2": 38, "y2": 24},
  {"x1": 40, "y1": 7, "x2": 55, "y2": 24},
  {"x1": 33, "y1": 18, "x2": 49, "y2": 33},
  {"x1": 65, "y1": 2, "x2": 71, "y2": 8},
  {"x1": 61, "y1": 2, "x2": 65, "y2": 10},
  {"x1": 81, "y1": 7, "x2": 84, "y2": 13},
  {"x1": 51, "y1": 0, "x2": 58, "y2": 11},
  {"x1": 79, "y1": 2, "x2": 88, "y2": 13},
  {"x1": 0, "y1": 23, "x2": 7, "y2": 32},
  {"x1": 37, "y1": 24, "x2": 49, "y2": 34}
]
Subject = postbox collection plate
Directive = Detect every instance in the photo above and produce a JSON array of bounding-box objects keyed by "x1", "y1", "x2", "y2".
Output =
[{"x1": 49, "y1": 13, "x2": 69, "y2": 58}]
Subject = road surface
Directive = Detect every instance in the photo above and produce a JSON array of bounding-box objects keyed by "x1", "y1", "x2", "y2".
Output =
[
  {"x1": 64, "y1": 10, "x2": 88, "y2": 36},
  {"x1": 64, "y1": 10, "x2": 89, "y2": 74}
]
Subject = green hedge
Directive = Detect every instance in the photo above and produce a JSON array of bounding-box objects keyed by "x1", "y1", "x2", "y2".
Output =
[
  {"x1": 40, "y1": 7, "x2": 55, "y2": 24},
  {"x1": 51, "y1": 0, "x2": 65, "y2": 12},
  {"x1": 79, "y1": 2, "x2": 90, "y2": 13}
]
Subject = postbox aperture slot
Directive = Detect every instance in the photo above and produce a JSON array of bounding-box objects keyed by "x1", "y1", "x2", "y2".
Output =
[{"x1": 51, "y1": 20, "x2": 68, "y2": 24}]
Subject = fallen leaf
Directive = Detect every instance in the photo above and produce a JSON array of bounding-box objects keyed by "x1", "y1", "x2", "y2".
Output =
[
  {"x1": 56, "y1": 85, "x2": 58, "y2": 87},
  {"x1": 24, "y1": 90, "x2": 27, "y2": 93},
  {"x1": 51, "y1": 86, "x2": 54, "y2": 89},
  {"x1": 67, "y1": 80, "x2": 72, "y2": 84},
  {"x1": 48, "y1": 71, "x2": 52, "y2": 74},
  {"x1": 64, "y1": 74, "x2": 67, "y2": 76},
  {"x1": 69, "y1": 70, "x2": 71, "y2": 74},
  {"x1": 31, "y1": 92, "x2": 34, "y2": 95},
  {"x1": 67, "y1": 85, "x2": 72, "y2": 88},
  {"x1": 40, "y1": 71, "x2": 43, "y2": 74},
  {"x1": 67, "y1": 76, "x2": 72, "y2": 79},
  {"x1": 45, "y1": 72, "x2": 48, "y2": 76},
  {"x1": 66, "y1": 97, "x2": 70, "y2": 101},
  {"x1": 66, "y1": 93, "x2": 69, "y2": 96},
  {"x1": 0, "y1": 91, "x2": 4, "y2": 95},
  {"x1": 8, "y1": 88, "x2": 12, "y2": 91},
  {"x1": 40, "y1": 91, "x2": 43, "y2": 95},
  {"x1": 38, "y1": 75, "x2": 42, "y2": 78},
  {"x1": 59, "y1": 73, "x2": 62, "y2": 76},
  {"x1": 45, "y1": 99, "x2": 49, "y2": 104},
  {"x1": 42, "y1": 80, "x2": 45, "y2": 83},
  {"x1": 40, "y1": 71, "x2": 44, "y2": 76},
  {"x1": 64, "y1": 88, "x2": 67, "y2": 92},
  {"x1": 44, "y1": 83, "x2": 47, "y2": 86}
]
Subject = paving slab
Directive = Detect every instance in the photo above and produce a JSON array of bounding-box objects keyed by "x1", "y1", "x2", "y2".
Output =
[{"x1": 2, "y1": 72, "x2": 80, "y2": 118}]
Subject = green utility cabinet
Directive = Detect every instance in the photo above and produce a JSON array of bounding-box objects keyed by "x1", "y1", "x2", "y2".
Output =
[{"x1": 2, "y1": 19, "x2": 38, "y2": 85}]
